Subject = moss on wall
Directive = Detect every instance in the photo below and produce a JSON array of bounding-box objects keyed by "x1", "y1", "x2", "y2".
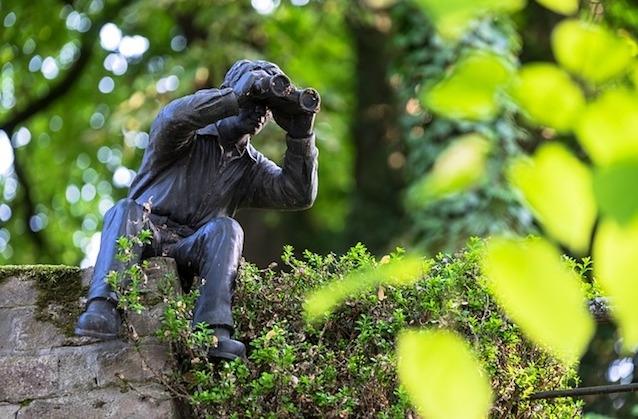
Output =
[{"x1": 0, "y1": 265, "x2": 86, "y2": 336}]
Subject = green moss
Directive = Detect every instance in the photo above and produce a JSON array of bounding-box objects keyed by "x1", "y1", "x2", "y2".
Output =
[{"x1": 0, "y1": 264, "x2": 86, "y2": 336}]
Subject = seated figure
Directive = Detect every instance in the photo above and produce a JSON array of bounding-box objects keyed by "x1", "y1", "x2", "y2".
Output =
[{"x1": 75, "y1": 60, "x2": 319, "y2": 361}]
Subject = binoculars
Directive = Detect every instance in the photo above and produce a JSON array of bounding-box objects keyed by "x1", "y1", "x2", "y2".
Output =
[{"x1": 251, "y1": 74, "x2": 321, "y2": 114}]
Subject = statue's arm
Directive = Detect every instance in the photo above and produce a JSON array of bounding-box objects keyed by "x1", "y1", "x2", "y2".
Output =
[
  {"x1": 148, "y1": 88, "x2": 240, "y2": 163},
  {"x1": 241, "y1": 134, "x2": 318, "y2": 210}
]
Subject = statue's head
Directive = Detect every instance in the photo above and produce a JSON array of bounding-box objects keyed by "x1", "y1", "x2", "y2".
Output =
[
  {"x1": 221, "y1": 59, "x2": 283, "y2": 89},
  {"x1": 221, "y1": 59, "x2": 281, "y2": 137}
]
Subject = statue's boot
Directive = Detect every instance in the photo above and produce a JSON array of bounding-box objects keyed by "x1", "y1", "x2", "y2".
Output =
[
  {"x1": 75, "y1": 299, "x2": 121, "y2": 340},
  {"x1": 208, "y1": 327, "x2": 246, "y2": 361}
]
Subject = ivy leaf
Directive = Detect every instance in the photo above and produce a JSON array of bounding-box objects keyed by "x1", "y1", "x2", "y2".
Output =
[
  {"x1": 396, "y1": 329, "x2": 493, "y2": 419},
  {"x1": 593, "y1": 161, "x2": 638, "y2": 225},
  {"x1": 575, "y1": 88, "x2": 638, "y2": 166},
  {"x1": 482, "y1": 236, "x2": 595, "y2": 364},
  {"x1": 552, "y1": 19, "x2": 633, "y2": 84},
  {"x1": 415, "y1": 0, "x2": 525, "y2": 40},
  {"x1": 509, "y1": 63, "x2": 585, "y2": 132},
  {"x1": 535, "y1": 0, "x2": 578, "y2": 15},
  {"x1": 422, "y1": 51, "x2": 514, "y2": 121},
  {"x1": 304, "y1": 256, "x2": 425, "y2": 321},
  {"x1": 408, "y1": 134, "x2": 491, "y2": 205},
  {"x1": 594, "y1": 218, "x2": 638, "y2": 350},
  {"x1": 508, "y1": 143, "x2": 597, "y2": 254}
]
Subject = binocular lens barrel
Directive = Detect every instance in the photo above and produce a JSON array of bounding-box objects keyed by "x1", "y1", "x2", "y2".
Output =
[
  {"x1": 253, "y1": 74, "x2": 292, "y2": 97},
  {"x1": 270, "y1": 74, "x2": 291, "y2": 97},
  {"x1": 298, "y1": 88, "x2": 320, "y2": 113}
]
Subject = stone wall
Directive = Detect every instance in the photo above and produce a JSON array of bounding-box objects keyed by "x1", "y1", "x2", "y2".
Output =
[{"x1": 0, "y1": 258, "x2": 180, "y2": 419}]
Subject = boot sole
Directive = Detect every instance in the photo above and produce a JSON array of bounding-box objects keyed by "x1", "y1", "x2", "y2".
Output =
[
  {"x1": 209, "y1": 351, "x2": 247, "y2": 361},
  {"x1": 75, "y1": 327, "x2": 119, "y2": 340}
]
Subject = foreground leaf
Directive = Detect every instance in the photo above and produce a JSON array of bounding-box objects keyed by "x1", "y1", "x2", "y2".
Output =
[
  {"x1": 304, "y1": 255, "x2": 425, "y2": 321},
  {"x1": 482, "y1": 236, "x2": 594, "y2": 364},
  {"x1": 415, "y1": 0, "x2": 525, "y2": 40},
  {"x1": 594, "y1": 218, "x2": 638, "y2": 350},
  {"x1": 396, "y1": 329, "x2": 493, "y2": 419},
  {"x1": 508, "y1": 143, "x2": 596, "y2": 254},
  {"x1": 552, "y1": 19, "x2": 633, "y2": 84},
  {"x1": 408, "y1": 134, "x2": 491, "y2": 205},
  {"x1": 575, "y1": 88, "x2": 638, "y2": 166},
  {"x1": 423, "y1": 51, "x2": 514, "y2": 121},
  {"x1": 535, "y1": 0, "x2": 578, "y2": 15},
  {"x1": 593, "y1": 161, "x2": 638, "y2": 225},
  {"x1": 510, "y1": 63, "x2": 584, "y2": 132}
]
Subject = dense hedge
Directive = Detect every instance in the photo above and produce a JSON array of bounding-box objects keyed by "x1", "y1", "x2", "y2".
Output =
[{"x1": 170, "y1": 240, "x2": 581, "y2": 418}]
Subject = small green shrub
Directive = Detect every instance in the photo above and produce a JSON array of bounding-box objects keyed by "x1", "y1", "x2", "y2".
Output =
[{"x1": 159, "y1": 239, "x2": 582, "y2": 418}]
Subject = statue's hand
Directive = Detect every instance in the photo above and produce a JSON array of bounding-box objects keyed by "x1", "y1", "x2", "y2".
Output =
[
  {"x1": 217, "y1": 104, "x2": 269, "y2": 142},
  {"x1": 272, "y1": 107, "x2": 315, "y2": 139},
  {"x1": 232, "y1": 71, "x2": 265, "y2": 106}
]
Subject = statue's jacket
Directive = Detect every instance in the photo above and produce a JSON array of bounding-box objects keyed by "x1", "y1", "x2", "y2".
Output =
[{"x1": 128, "y1": 87, "x2": 319, "y2": 229}]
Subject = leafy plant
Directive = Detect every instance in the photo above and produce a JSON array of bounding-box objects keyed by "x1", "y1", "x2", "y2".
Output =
[{"x1": 105, "y1": 228, "x2": 153, "y2": 314}]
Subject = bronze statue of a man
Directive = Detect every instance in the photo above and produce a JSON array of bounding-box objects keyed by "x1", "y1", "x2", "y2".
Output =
[{"x1": 75, "y1": 60, "x2": 319, "y2": 360}]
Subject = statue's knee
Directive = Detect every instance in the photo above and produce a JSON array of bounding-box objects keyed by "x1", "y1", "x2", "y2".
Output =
[{"x1": 202, "y1": 217, "x2": 244, "y2": 244}]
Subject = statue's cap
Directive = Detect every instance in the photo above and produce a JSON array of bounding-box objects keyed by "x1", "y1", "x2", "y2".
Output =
[{"x1": 221, "y1": 59, "x2": 283, "y2": 89}]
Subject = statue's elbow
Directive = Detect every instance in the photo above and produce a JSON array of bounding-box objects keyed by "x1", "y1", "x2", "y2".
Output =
[{"x1": 297, "y1": 186, "x2": 317, "y2": 210}]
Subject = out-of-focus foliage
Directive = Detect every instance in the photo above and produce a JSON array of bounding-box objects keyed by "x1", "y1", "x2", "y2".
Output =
[
  {"x1": 396, "y1": 329, "x2": 492, "y2": 419},
  {"x1": 392, "y1": 4, "x2": 533, "y2": 254},
  {"x1": 536, "y1": 0, "x2": 579, "y2": 15},
  {"x1": 552, "y1": 19, "x2": 633, "y2": 84},
  {"x1": 422, "y1": 51, "x2": 514, "y2": 121},
  {"x1": 303, "y1": 252, "x2": 425, "y2": 321},
  {"x1": 510, "y1": 63, "x2": 585, "y2": 132},
  {"x1": 406, "y1": 0, "x2": 638, "y2": 415},
  {"x1": 407, "y1": 133, "x2": 491, "y2": 203},
  {"x1": 483, "y1": 236, "x2": 594, "y2": 364},
  {"x1": 415, "y1": 0, "x2": 525, "y2": 40},
  {"x1": 575, "y1": 88, "x2": 638, "y2": 166},
  {"x1": 508, "y1": 143, "x2": 597, "y2": 254},
  {"x1": 593, "y1": 219, "x2": 638, "y2": 350}
]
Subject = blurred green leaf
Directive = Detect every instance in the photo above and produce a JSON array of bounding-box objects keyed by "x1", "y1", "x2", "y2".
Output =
[
  {"x1": 594, "y1": 218, "x2": 638, "y2": 350},
  {"x1": 304, "y1": 255, "x2": 426, "y2": 321},
  {"x1": 415, "y1": 0, "x2": 525, "y2": 40},
  {"x1": 575, "y1": 88, "x2": 638, "y2": 166},
  {"x1": 408, "y1": 134, "x2": 491, "y2": 205},
  {"x1": 508, "y1": 144, "x2": 597, "y2": 254},
  {"x1": 482, "y1": 236, "x2": 595, "y2": 364},
  {"x1": 422, "y1": 51, "x2": 514, "y2": 121},
  {"x1": 510, "y1": 63, "x2": 584, "y2": 132},
  {"x1": 593, "y1": 161, "x2": 638, "y2": 225},
  {"x1": 535, "y1": 0, "x2": 578, "y2": 15},
  {"x1": 396, "y1": 329, "x2": 493, "y2": 419},
  {"x1": 552, "y1": 19, "x2": 633, "y2": 84}
]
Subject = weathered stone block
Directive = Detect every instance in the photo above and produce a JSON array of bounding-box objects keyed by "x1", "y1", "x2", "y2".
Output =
[
  {"x1": 0, "y1": 355, "x2": 59, "y2": 402},
  {"x1": 16, "y1": 384, "x2": 177, "y2": 419},
  {"x1": 0, "y1": 258, "x2": 181, "y2": 417},
  {"x1": 0, "y1": 278, "x2": 37, "y2": 308},
  {"x1": 56, "y1": 345, "x2": 101, "y2": 393},
  {"x1": 95, "y1": 341, "x2": 172, "y2": 387},
  {"x1": 128, "y1": 304, "x2": 166, "y2": 337},
  {"x1": 0, "y1": 403, "x2": 20, "y2": 418},
  {"x1": 0, "y1": 308, "x2": 21, "y2": 353},
  {"x1": 13, "y1": 307, "x2": 66, "y2": 352}
]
